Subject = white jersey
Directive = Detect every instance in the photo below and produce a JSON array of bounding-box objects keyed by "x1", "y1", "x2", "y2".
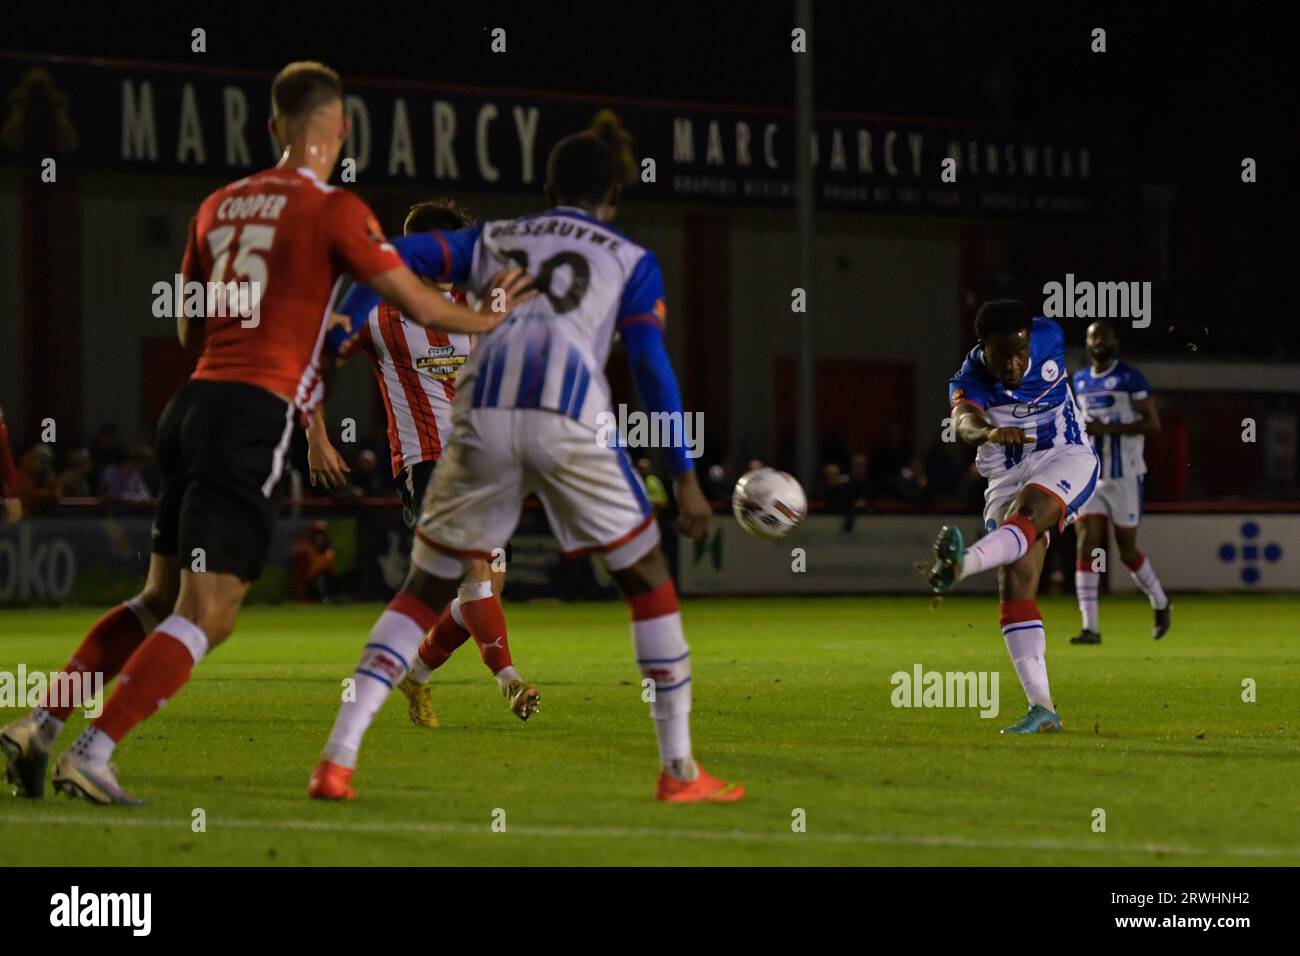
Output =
[
  {"x1": 455, "y1": 207, "x2": 666, "y2": 431},
  {"x1": 1072, "y1": 360, "x2": 1151, "y2": 480}
]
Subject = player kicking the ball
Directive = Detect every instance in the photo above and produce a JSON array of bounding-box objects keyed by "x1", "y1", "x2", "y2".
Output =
[
  {"x1": 308, "y1": 197, "x2": 538, "y2": 726},
  {"x1": 309, "y1": 129, "x2": 743, "y2": 803},
  {"x1": 1069, "y1": 320, "x2": 1170, "y2": 644},
  {"x1": 924, "y1": 300, "x2": 1099, "y2": 734}
]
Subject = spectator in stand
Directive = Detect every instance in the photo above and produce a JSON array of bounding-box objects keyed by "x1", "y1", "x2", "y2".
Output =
[
  {"x1": 15, "y1": 444, "x2": 59, "y2": 515},
  {"x1": 922, "y1": 438, "x2": 961, "y2": 499},
  {"x1": 58, "y1": 448, "x2": 93, "y2": 497},
  {"x1": 895, "y1": 454, "x2": 930, "y2": 505},
  {"x1": 0, "y1": 405, "x2": 20, "y2": 523},
  {"x1": 827, "y1": 452, "x2": 874, "y2": 531},
  {"x1": 291, "y1": 520, "x2": 338, "y2": 602},
  {"x1": 869, "y1": 423, "x2": 908, "y2": 493},
  {"x1": 347, "y1": 448, "x2": 388, "y2": 498},
  {"x1": 958, "y1": 459, "x2": 985, "y2": 512},
  {"x1": 88, "y1": 423, "x2": 126, "y2": 493},
  {"x1": 98, "y1": 445, "x2": 152, "y2": 502},
  {"x1": 703, "y1": 462, "x2": 732, "y2": 503},
  {"x1": 821, "y1": 461, "x2": 850, "y2": 513},
  {"x1": 845, "y1": 452, "x2": 871, "y2": 508}
]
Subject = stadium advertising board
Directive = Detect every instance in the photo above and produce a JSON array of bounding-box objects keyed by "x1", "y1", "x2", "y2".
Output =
[
  {"x1": 1, "y1": 53, "x2": 1097, "y2": 217},
  {"x1": 678, "y1": 514, "x2": 1299, "y2": 595}
]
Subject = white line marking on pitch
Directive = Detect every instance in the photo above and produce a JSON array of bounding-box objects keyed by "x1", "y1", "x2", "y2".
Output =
[{"x1": 0, "y1": 813, "x2": 1295, "y2": 859}]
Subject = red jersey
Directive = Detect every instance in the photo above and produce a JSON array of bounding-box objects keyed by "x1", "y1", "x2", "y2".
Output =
[
  {"x1": 184, "y1": 166, "x2": 402, "y2": 408},
  {"x1": 339, "y1": 292, "x2": 471, "y2": 476}
]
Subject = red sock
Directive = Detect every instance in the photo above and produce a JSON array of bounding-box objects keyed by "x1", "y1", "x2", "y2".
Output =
[
  {"x1": 460, "y1": 593, "x2": 512, "y2": 674},
  {"x1": 417, "y1": 604, "x2": 472, "y2": 671},
  {"x1": 42, "y1": 602, "x2": 150, "y2": 720},
  {"x1": 92, "y1": 632, "x2": 196, "y2": 743}
]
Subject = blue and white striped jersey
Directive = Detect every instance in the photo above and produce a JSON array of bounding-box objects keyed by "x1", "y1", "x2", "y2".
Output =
[
  {"x1": 1072, "y1": 360, "x2": 1151, "y2": 479},
  {"x1": 411, "y1": 206, "x2": 667, "y2": 431},
  {"x1": 949, "y1": 316, "x2": 1091, "y2": 478}
]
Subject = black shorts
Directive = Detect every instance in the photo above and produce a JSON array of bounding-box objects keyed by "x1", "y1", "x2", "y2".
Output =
[
  {"x1": 398, "y1": 459, "x2": 437, "y2": 530},
  {"x1": 152, "y1": 379, "x2": 295, "y2": 582}
]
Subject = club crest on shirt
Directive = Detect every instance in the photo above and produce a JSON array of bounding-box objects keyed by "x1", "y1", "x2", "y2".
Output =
[
  {"x1": 1105, "y1": 376, "x2": 1118, "y2": 389},
  {"x1": 1041, "y1": 359, "x2": 1060, "y2": 382}
]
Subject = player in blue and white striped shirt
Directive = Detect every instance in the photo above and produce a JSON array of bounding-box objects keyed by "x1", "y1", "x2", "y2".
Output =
[
  {"x1": 310, "y1": 131, "x2": 743, "y2": 804},
  {"x1": 1070, "y1": 320, "x2": 1171, "y2": 643}
]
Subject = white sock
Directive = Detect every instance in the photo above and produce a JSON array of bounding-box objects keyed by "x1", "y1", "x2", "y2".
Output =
[
  {"x1": 1128, "y1": 554, "x2": 1168, "y2": 609},
  {"x1": 961, "y1": 522, "x2": 1033, "y2": 579},
  {"x1": 156, "y1": 614, "x2": 210, "y2": 664},
  {"x1": 1075, "y1": 569, "x2": 1100, "y2": 631},
  {"x1": 1002, "y1": 618, "x2": 1054, "y2": 712},
  {"x1": 322, "y1": 607, "x2": 428, "y2": 769},
  {"x1": 407, "y1": 639, "x2": 434, "y2": 685},
  {"x1": 448, "y1": 596, "x2": 466, "y2": 629},
  {"x1": 633, "y1": 611, "x2": 693, "y2": 775},
  {"x1": 30, "y1": 706, "x2": 64, "y2": 749},
  {"x1": 69, "y1": 725, "x2": 115, "y2": 765},
  {"x1": 494, "y1": 665, "x2": 521, "y2": 694}
]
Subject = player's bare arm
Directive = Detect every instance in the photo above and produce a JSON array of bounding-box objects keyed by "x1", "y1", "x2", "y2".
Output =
[
  {"x1": 367, "y1": 265, "x2": 535, "y2": 334},
  {"x1": 306, "y1": 406, "x2": 351, "y2": 489},
  {"x1": 672, "y1": 469, "x2": 712, "y2": 541},
  {"x1": 953, "y1": 403, "x2": 1026, "y2": 447}
]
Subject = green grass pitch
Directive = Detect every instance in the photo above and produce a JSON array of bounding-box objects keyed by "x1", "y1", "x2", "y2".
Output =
[{"x1": 1, "y1": 595, "x2": 1297, "y2": 866}]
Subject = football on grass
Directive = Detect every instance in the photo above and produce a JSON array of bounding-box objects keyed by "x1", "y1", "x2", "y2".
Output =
[{"x1": 732, "y1": 468, "x2": 807, "y2": 539}]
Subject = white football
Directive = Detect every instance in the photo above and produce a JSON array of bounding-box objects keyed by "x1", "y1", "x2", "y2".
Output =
[{"x1": 731, "y1": 468, "x2": 807, "y2": 540}]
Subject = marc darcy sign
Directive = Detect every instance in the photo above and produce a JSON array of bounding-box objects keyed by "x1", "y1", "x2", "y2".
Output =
[{"x1": 1, "y1": 53, "x2": 1098, "y2": 217}]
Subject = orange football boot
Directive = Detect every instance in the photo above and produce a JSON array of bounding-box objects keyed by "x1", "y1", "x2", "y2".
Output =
[
  {"x1": 308, "y1": 759, "x2": 356, "y2": 800},
  {"x1": 655, "y1": 764, "x2": 745, "y2": 803}
]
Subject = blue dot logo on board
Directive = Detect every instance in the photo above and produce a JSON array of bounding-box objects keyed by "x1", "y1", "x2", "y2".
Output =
[{"x1": 1217, "y1": 521, "x2": 1283, "y2": 585}]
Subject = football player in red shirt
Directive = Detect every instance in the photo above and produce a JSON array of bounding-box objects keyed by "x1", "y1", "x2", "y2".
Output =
[
  {"x1": 308, "y1": 199, "x2": 537, "y2": 729},
  {"x1": 1, "y1": 62, "x2": 532, "y2": 804}
]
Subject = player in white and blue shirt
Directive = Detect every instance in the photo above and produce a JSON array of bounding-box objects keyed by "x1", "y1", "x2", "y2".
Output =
[
  {"x1": 924, "y1": 301, "x2": 1100, "y2": 734},
  {"x1": 316, "y1": 132, "x2": 743, "y2": 803},
  {"x1": 1069, "y1": 320, "x2": 1170, "y2": 644}
]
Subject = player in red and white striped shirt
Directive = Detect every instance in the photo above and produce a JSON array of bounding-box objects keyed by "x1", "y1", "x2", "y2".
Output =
[{"x1": 308, "y1": 199, "x2": 536, "y2": 728}]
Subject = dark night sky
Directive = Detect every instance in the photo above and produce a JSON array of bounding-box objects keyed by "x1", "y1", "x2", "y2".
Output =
[{"x1": 9, "y1": 2, "x2": 1291, "y2": 170}]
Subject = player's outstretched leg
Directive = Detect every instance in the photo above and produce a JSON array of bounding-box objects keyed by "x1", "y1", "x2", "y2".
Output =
[
  {"x1": 3, "y1": 558, "x2": 175, "y2": 798},
  {"x1": 611, "y1": 546, "x2": 743, "y2": 803},
  {"x1": 926, "y1": 514, "x2": 1038, "y2": 595}
]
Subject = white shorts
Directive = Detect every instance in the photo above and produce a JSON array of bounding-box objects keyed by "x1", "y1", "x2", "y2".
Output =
[
  {"x1": 982, "y1": 442, "x2": 1100, "y2": 533},
  {"x1": 412, "y1": 405, "x2": 659, "y2": 578},
  {"x1": 1076, "y1": 475, "x2": 1144, "y2": 528}
]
